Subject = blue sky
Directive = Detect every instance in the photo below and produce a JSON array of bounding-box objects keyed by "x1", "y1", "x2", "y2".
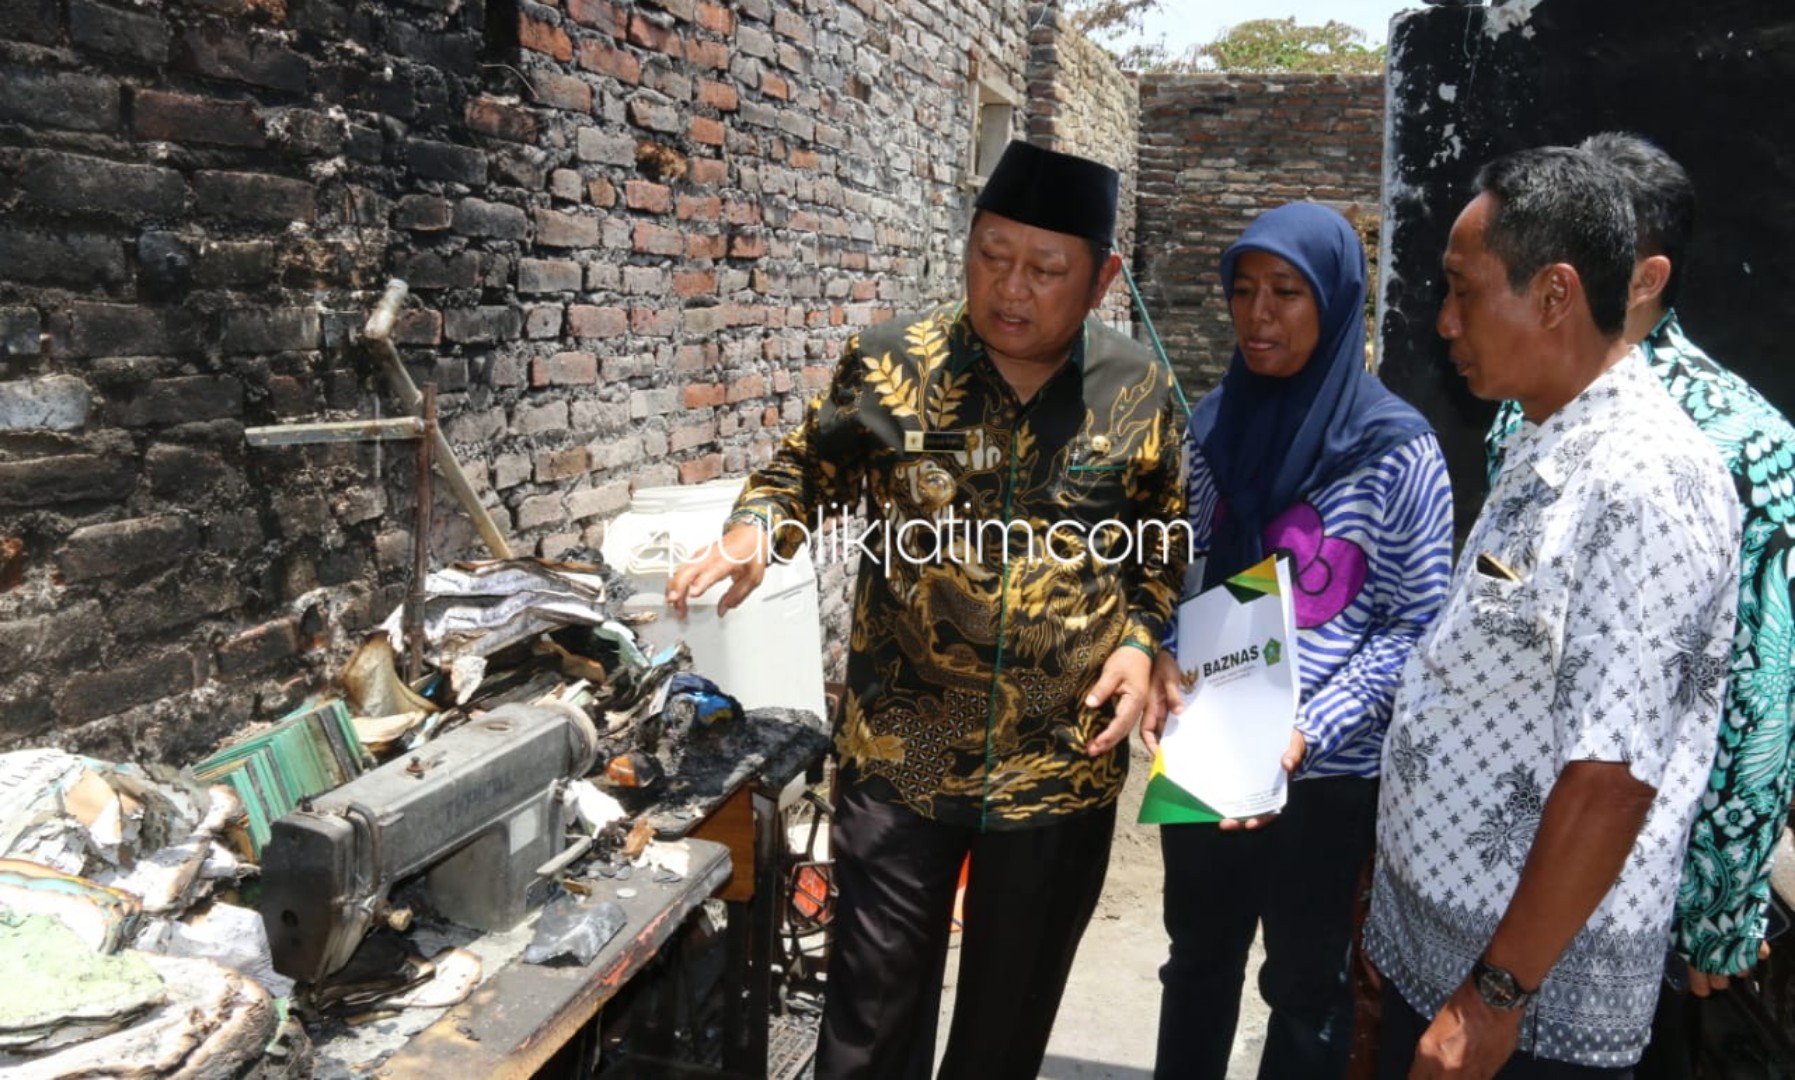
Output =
[{"x1": 1114, "y1": 0, "x2": 1419, "y2": 56}]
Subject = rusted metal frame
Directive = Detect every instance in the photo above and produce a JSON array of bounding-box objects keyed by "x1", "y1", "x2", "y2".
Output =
[
  {"x1": 364, "y1": 279, "x2": 515, "y2": 560},
  {"x1": 244, "y1": 417, "x2": 424, "y2": 446},
  {"x1": 734, "y1": 783, "x2": 782, "y2": 1077}
]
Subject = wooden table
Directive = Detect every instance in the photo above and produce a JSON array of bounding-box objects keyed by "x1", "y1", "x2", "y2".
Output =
[
  {"x1": 311, "y1": 838, "x2": 732, "y2": 1079},
  {"x1": 315, "y1": 709, "x2": 828, "y2": 1079}
]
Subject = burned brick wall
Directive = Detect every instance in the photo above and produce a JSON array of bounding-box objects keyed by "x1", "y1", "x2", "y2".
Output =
[
  {"x1": 1134, "y1": 73, "x2": 1384, "y2": 392},
  {"x1": 0, "y1": 0, "x2": 1139, "y2": 761}
]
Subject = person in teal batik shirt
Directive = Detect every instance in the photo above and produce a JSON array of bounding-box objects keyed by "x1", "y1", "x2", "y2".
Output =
[{"x1": 1486, "y1": 133, "x2": 1795, "y2": 1074}]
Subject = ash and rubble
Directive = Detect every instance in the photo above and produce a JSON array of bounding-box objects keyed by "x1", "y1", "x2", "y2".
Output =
[{"x1": 0, "y1": 553, "x2": 825, "y2": 1077}]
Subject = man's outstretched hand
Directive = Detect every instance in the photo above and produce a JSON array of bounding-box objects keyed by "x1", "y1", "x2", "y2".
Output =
[{"x1": 665, "y1": 524, "x2": 769, "y2": 617}]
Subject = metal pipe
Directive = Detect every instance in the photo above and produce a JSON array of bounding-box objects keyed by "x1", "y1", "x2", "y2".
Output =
[
  {"x1": 408, "y1": 385, "x2": 436, "y2": 682},
  {"x1": 1122, "y1": 262, "x2": 1191, "y2": 419},
  {"x1": 361, "y1": 278, "x2": 515, "y2": 560},
  {"x1": 245, "y1": 417, "x2": 424, "y2": 447}
]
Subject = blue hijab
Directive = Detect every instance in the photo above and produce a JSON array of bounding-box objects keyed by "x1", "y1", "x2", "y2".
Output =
[{"x1": 1190, "y1": 203, "x2": 1431, "y2": 589}]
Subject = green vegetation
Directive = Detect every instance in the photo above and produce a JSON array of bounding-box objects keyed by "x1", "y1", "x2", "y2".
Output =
[{"x1": 1066, "y1": 2, "x2": 1387, "y2": 74}]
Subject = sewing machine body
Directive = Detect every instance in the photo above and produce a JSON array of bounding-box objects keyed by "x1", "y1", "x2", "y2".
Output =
[{"x1": 260, "y1": 702, "x2": 600, "y2": 984}]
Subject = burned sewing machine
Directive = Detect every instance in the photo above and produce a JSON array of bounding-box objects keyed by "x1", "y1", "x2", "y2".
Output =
[
  {"x1": 251, "y1": 566, "x2": 820, "y2": 993},
  {"x1": 258, "y1": 700, "x2": 601, "y2": 984}
]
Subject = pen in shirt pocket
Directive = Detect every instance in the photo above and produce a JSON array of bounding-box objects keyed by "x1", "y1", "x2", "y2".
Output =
[{"x1": 1475, "y1": 551, "x2": 1522, "y2": 582}]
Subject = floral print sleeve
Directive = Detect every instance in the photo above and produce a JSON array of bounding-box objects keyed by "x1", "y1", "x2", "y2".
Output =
[
  {"x1": 1289, "y1": 435, "x2": 1454, "y2": 772},
  {"x1": 1120, "y1": 389, "x2": 1191, "y2": 657},
  {"x1": 1644, "y1": 318, "x2": 1795, "y2": 976},
  {"x1": 1677, "y1": 535, "x2": 1795, "y2": 973},
  {"x1": 1173, "y1": 431, "x2": 1454, "y2": 777}
]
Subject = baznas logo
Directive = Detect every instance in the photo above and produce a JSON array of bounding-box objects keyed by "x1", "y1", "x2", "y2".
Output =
[
  {"x1": 1201, "y1": 644, "x2": 1259, "y2": 678},
  {"x1": 1178, "y1": 666, "x2": 1201, "y2": 693},
  {"x1": 1263, "y1": 637, "x2": 1283, "y2": 665}
]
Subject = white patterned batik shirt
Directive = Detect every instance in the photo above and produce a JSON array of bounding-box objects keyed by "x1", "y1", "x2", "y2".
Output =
[{"x1": 1364, "y1": 351, "x2": 1741, "y2": 1068}]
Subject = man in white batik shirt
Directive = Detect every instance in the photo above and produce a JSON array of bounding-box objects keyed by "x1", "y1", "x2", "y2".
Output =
[{"x1": 1365, "y1": 147, "x2": 1739, "y2": 1079}]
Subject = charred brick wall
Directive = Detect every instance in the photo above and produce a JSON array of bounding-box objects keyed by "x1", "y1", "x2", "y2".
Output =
[
  {"x1": 1134, "y1": 73, "x2": 1384, "y2": 392},
  {"x1": 1380, "y1": 0, "x2": 1795, "y2": 540},
  {"x1": 0, "y1": 0, "x2": 1138, "y2": 760}
]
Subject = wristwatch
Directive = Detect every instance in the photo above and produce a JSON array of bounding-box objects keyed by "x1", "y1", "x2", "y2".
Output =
[
  {"x1": 725, "y1": 508, "x2": 770, "y2": 533},
  {"x1": 1471, "y1": 956, "x2": 1537, "y2": 1010}
]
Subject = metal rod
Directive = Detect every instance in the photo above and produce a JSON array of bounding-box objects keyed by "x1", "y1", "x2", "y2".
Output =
[
  {"x1": 245, "y1": 417, "x2": 424, "y2": 447},
  {"x1": 407, "y1": 385, "x2": 436, "y2": 683},
  {"x1": 532, "y1": 834, "x2": 595, "y2": 880},
  {"x1": 363, "y1": 278, "x2": 515, "y2": 560}
]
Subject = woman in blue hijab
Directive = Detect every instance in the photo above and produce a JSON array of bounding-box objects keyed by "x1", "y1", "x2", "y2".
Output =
[{"x1": 1143, "y1": 203, "x2": 1454, "y2": 1079}]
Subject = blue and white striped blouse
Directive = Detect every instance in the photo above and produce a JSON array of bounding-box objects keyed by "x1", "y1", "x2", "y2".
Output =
[{"x1": 1178, "y1": 432, "x2": 1454, "y2": 779}]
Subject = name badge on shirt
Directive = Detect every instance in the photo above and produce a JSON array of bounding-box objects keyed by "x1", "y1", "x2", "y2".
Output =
[
  {"x1": 904, "y1": 430, "x2": 969, "y2": 454},
  {"x1": 1474, "y1": 552, "x2": 1522, "y2": 582}
]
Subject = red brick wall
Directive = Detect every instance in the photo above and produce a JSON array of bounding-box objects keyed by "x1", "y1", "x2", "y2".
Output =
[
  {"x1": 1134, "y1": 73, "x2": 1384, "y2": 393},
  {"x1": 1024, "y1": 4, "x2": 1139, "y2": 328}
]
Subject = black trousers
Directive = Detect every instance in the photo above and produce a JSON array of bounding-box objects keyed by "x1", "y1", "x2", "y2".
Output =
[
  {"x1": 1377, "y1": 981, "x2": 1635, "y2": 1080},
  {"x1": 1155, "y1": 776, "x2": 1379, "y2": 1080},
  {"x1": 1633, "y1": 978, "x2": 1694, "y2": 1080},
  {"x1": 814, "y1": 783, "x2": 1116, "y2": 1080}
]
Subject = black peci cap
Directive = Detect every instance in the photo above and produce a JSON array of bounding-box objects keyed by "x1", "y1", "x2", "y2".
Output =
[{"x1": 974, "y1": 141, "x2": 1120, "y2": 250}]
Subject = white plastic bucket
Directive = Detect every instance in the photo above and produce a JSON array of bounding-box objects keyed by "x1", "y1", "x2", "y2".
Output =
[{"x1": 602, "y1": 479, "x2": 828, "y2": 723}]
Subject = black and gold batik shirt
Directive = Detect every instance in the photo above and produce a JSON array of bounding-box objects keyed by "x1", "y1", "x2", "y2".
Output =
[{"x1": 734, "y1": 304, "x2": 1187, "y2": 830}]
